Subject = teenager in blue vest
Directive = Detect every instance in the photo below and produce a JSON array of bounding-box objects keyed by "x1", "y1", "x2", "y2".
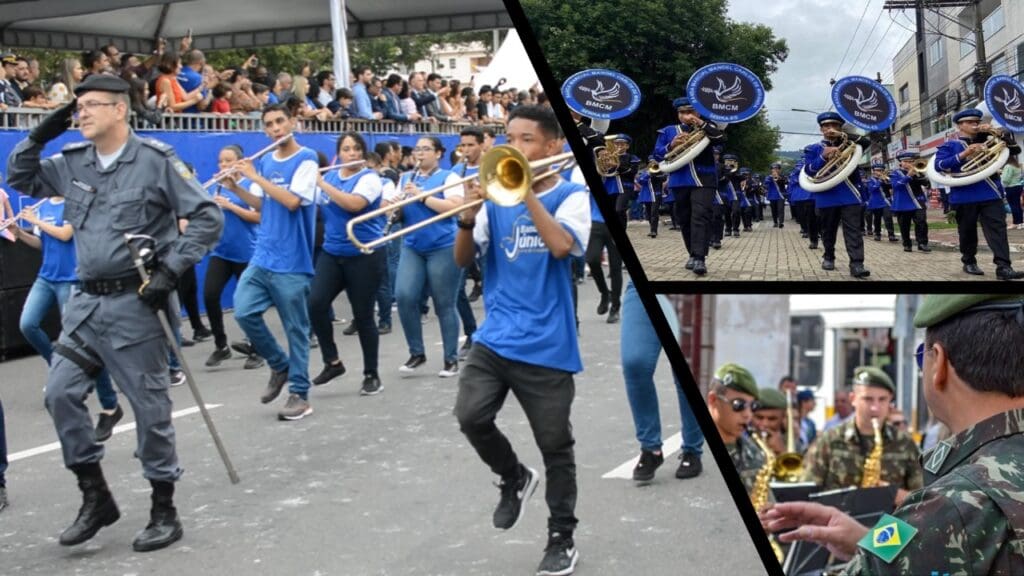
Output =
[
  {"x1": 933, "y1": 108, "x2": 1024, "y2": 280},
  {"x1": 12, "y1": 198, "x2": 122, "y2": 442},
  {"x1": 231, "y1": 103, "x2": 320, "y2": 420},
  {"x1": 450, "y1": 127, "x2": 484, "y2": 361},
  {"x1": 865, "y1": 163, "x2": 897, "y2": 242},
  {"x1": 803, "y1": 112, "x2": 871, "y2": 278},
  {"x1": 308, "y1": 132, "x2": 386, "y2": 395},
  {"x1": 788, "y1": 157, "x2": 818, "y2": 247},
  {"x1": 453, "y1": 105, "x2": 590, "y2": 576},
  {"x1": 654, "y1": 96, "x2": 725, "y2": 276},
  {"x1": 395, "y1": 136, "x2": 464, "y2": 377},
  {"x1": 888, "y1": 151, "x2": 932, "y2": 253},
  {"x1": 202, "y1": 145, "x2": 261, "y2": 369},
  {"x1": 765, "y1": 163, "x2": 787, "y2": 228}
]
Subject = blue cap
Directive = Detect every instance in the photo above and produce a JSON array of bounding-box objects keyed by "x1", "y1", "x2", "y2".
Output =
[
  {"x1": 871, "y1": 162, "x2": 884, "y2": 169},
  {"x1": 817, "y1": 111, "x2": 844, "y2": 126},
  {"x1": 739, "y1": 167, "x2": 751, "y2": 175},
  {"x1": 796, "y1": 389, "x2": 815, "y2": 402},
  {"x1": 613, "y1": 134, "x2": 631, "y2": 144},
  {"x1": 673, "y1": 96, "x2": 692, "y2": 109},
  {"x1": 713, "y1": 145, "x2": 724, "y2": 153},
  {"x1": 722, "y1": 153, "x2": 738, "y2": 161},
  {"x1": 896, "y1": 151, "x2": 918, "y2": 161},
  {"x1": 770, "y1": 162, "x2": 781, "y2": 169},
  {"x1": 953, "y1": 108, "x2": 983, "y2": 123}
]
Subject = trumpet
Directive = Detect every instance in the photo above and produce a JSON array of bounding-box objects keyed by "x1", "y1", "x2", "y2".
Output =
[
  {"x1": 348, "y1": 145, "x2": 576, "y2": 254},
  {"x1": 202, "y1": 134, "x2": 294, "y2": 188}
]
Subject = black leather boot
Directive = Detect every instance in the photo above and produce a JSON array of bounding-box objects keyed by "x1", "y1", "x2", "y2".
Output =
[
  {"x1": 596, "y1": 292, "x2": 610, "y2": 315},
  {"x1": 60, "y1": 463, "x2": 120, "y2": 546},
  {"x1": 132, "y1": 480, "x2": 183, "y2": 552}
]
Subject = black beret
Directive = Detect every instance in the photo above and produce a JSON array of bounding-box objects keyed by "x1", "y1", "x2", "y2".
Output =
[{"x1": 74, "y1": 74, "x2": 131, "y2": 96}]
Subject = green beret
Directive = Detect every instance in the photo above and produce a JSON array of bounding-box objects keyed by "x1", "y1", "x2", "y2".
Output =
[
  {"x1": 914, "y1": 294, "x2": 1024, "y2": 328},
  {"x1": 755, "y1": 388, "x2": 787, "y2": 410},
  {"x1": 713, "y1": 363, "x2": 758, "y2": 398},
  {"x1": 852, "y1": 366, "x2": 894, "y2": 395}
]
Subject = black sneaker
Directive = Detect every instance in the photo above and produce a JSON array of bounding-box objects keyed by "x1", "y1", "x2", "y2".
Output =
[
  {"x1": 360, "y1": 374, "x2": 383, "y2": 396},
  {"x1": 458, "y1": 338, "x2": 473, "y2": 361},
  {"x1": 676, "y1": 451, "x2": 703, "y2": 479},
  {"x1": 313, "y1": 361, "x2": 346, "y2": 386},
  {"x1": 260, "y1": 369, "x2": 288, "y2": 404},
  {"x1": 0, "y1": 486, "x2": 7, "y2": 513},
  {"x1": 536, "y1": 532, "x2": 579, "y2": 576},
  {"x1": 632, "y1": 450, "x2": 664, "y2": 483},
  {"x1": 439, "y1": 360, "x2": 459, "y2": 378},
  {"x1": 606, "y1": 308, "x2": 620, "y2": 324},
  {"x1": 94, "y1": 405, "x2": 124, "y2": 443},
  {"x1": 468, "y1": 283, "x2": 482, "y2": 302},
  {"x1": 244, "y1": 354, "x2": 265, "y2": 370},
  {"x1": 342, "y1": 323, "x2": 358, "y2": 336},
  {"x1": 493, "y1": 464, "x2": 539, "y2": 530},
  {"x1": 230, "y1": 340, "x2": 255, "y2": 356},
  {"x1": 205, "y1": 346, "x2": 232, "y2": 367},
  {"x1": 399, "y1": 354, "x2": 427, "y2": 373},
  {"x1": 378, "y1": 323, "x2": 392, "y2": 335},
  {"x1": 193, "y1": 326, "x2": 213, "y2": 342},
  {"x1": 169, "y1": 369, "x2": 186, "y2": 387}
]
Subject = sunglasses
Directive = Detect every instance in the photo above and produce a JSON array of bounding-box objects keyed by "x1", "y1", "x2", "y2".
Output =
[
  {"x1": 720, "y1": 396, "x2": 761, "y2": 413},
  {"x1": 915, "y1": 342, "x2": 932, "y2": 370}
]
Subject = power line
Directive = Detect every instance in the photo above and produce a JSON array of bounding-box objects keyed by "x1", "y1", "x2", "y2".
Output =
[
  {"x1": 825, "y1": 0, "x2": 876, "y2": 108},
  {"x1": 847, "y1": 6, "x2": 887, "y2": 77},
  {"x1": 860, "y1": 17, "x2": 899, "y2": 77}
]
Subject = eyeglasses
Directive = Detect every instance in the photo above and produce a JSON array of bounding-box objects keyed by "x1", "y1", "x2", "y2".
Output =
[
  {"x1": 890, "y1": 419, "x2": 907, "y2": 428},
  {"x1": 720, "y1": 396, "x2": 760, "y2": 413},
  {"x1": 75, "y1": 101, "x2": 119, "y2": 114},
  {"x1": 413, "y1": 146, "x2": 436, "y2": 153},
  {"x1": 915, "y1": 342, "x2": 926, "y2": 370}
]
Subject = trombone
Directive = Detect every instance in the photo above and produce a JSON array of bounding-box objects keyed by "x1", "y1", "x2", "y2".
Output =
[{"x1": 347, "y1": 145, "x2": 577, "y2": 254}]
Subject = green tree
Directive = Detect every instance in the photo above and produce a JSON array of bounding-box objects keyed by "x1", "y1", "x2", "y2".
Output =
[{"x1": 521, "y1": 0, "x2": 788, "y2": 171}]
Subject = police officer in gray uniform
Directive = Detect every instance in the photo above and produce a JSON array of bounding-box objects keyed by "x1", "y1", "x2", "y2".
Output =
[{"x1": 6, "y1": 75, "x2": 222, "y2": 552}]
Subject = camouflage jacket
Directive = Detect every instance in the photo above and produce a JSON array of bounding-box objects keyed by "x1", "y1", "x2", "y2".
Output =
[
  {"x1": 803, "y1": 418, "x2": 923, "y2": 491},
  {"x1": 728, "y1": 433, "x2": 766, "y2": 494},
  {"x1": 843, "y1": 408, "x2": 1024, "y2": 575}
]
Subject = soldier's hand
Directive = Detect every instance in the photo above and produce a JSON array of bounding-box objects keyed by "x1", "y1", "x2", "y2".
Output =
[
  {"x1": 138, "y1": 265, "x2": 178, "y2": 310},
  {"x1": 761, "y1": 502, "x2": 869, "y2": 561},
  {"x1": 29, "y1": 99, "x2": 77, "y2": 145}
]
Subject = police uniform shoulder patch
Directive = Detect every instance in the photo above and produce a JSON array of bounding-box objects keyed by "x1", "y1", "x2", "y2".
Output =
[
  {"x1": 61, "y1": 141, "x2": 90, "y2": 154},
  {"x1": 140, "y1": 138, "x2": 175, "y2": 156},
  {"x1": 857, "y1": 513, "x2": 918, "y2": 563},
  {"x1": 171, "y1": 158, "x2": 194, "y2": 182}
]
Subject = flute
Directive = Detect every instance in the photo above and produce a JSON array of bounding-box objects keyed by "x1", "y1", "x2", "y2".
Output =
[
  {"x1": 0, "y1": 197, "x2": 48, "y2": 233},
  {"x1": 386, "y1": 161, "x2": 422, "y2": 227},
  {"x1": 318, "y1": 160, "x2": 367, "y2": 174},
  {"x1": 202, "y1": 134, "x2": 294, "y2": 188}
]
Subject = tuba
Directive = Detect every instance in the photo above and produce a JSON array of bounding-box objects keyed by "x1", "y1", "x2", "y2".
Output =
[
  {"x1": 656, "y1": 120, "x2": 710, "y2": 174},
  {"x1": 594, "y1": 134, "x2": 622, "y2": 177},
  {"x1": 773, "y1": 389, "x2": 804, "y2": 483},
  {"x1": 860, "y1": 417, "x2": 884, "y2": 488},
  {"x1": 748, "y1": 426, "x2": 785, "y2": 563},
  {"x1": 799, "y1": 129, "x2": 863, "y2": 193},
  {"x1": 926, "y1": 127, "x2": 1011, "y2": 187}
]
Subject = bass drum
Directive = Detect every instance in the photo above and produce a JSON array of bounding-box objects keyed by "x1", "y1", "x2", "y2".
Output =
[
  {"x1": 799, "y1": 145, "x2": 862, "y2": 192},
  {"x1": 658, "y1": 136, "x2": 710, "y2": 174},
  {"x1": 926, "y1": 147, "x2": 1010, "y2": 187}
]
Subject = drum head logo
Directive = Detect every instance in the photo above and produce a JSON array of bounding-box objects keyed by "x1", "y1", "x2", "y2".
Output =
[
  {"x1": 561, "y1": 69, "x2": 641, "y2": 121},
  {"x1": 832, "y1": 76, "x2": 897, "y2": 132},
  {"x1": 687, "y1": 63, "x2": 765, "y2": 123},
  {"x1": 986, "y1": 75, "x2": 1024, "y2": 132}
]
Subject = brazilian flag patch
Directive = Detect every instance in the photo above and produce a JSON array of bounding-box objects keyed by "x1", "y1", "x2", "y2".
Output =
[{"x1": 857, "y1": 513, "x2": 918, "y2": 563}]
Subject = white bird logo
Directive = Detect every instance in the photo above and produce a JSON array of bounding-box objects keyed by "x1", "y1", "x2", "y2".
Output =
[
  {"x1": 701, "y1": 76, "x2": 746, "y2": 103},
  {"x1": 995, "y1": 87, "x2": 1024, "y2": 114},
  {"x1": 579, "y1": 80, "x2": 622, "y2": 103},
  {"x1": 844, "y1": 87, "x2": 881, "y2": 113}
]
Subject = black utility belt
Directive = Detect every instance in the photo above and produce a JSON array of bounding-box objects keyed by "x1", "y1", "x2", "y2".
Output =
[{"x1": 79, "y1": 275, "x2": 143, "y2": 296}]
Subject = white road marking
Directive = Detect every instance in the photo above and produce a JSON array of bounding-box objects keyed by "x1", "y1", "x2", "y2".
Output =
[
  {"x1": 602, "y1": 432, "x2": 683, "y2": 479},
  {"x1": 8, "y1": 404, "x2": 222, "y2": 462}
]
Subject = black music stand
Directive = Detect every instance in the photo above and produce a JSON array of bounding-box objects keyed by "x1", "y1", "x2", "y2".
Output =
[{"x1": 781, "y1": 485, "x2": 898, "y2": 576}]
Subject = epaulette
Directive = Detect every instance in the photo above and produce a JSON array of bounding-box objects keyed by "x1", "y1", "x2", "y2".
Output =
[
  {"x1": 140, "y1": 138, "x2": 175, "y2": 156},
  {"x1": 61, "y1": 141, "x2": 91, "y2": 154}
]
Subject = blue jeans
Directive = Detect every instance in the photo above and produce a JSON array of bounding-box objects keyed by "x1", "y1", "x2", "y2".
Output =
[
  {"x1": 396, "y1": 244, "x2": 459, "y2": 363},
  {"x1": 456, "y1": 266, "x2": 476, "y2": 337},
  {"x1": 620, "y1": 282, "x2": 703, "y2": 455},
  {"x1": 375, "y1": 247, "x2": 393, "y2": 327},
  {"x1": 234, "y1": 265, "x2": 312, "y2": 397},
  {"x1": 20, "y1": 278, "x2": 118, "y2": 411}
]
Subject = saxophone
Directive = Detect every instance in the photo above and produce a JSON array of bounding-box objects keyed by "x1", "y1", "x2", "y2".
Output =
[
  {"x1": 860, "y1": 417, "x2": 883, "y2": 488},
  {"x1": 747, "y1": 426, "x2": 784, "y2": 563}
]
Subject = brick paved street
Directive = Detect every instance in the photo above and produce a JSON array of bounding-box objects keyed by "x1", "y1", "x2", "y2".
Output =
[{"x1": 626, "y1": 209, "x2": 1024, "y2": 282}]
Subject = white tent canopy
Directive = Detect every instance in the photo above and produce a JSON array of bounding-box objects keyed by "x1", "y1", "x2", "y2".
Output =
[
  {"x1": 0, "y1": 0, "x2": 510, "y2": 52},
  {"x1": 474, "y1": 28, "x2": 539, "y2": 93}
]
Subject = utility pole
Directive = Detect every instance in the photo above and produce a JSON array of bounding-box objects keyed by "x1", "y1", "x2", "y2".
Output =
[
  {"x1": 877, "y1": 71, "x2": 893, "y2": 165},
  {"x1": 972, "y1": 0, "x2": 989, "y2": 99}
]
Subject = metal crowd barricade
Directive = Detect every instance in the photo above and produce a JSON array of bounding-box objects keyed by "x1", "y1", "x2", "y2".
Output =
[{"x1": 0, "y1": 107, "x2": 505, "y2": 136}]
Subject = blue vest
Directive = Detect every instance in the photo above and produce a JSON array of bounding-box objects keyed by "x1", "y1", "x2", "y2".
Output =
[
  {"x1": 211, "y1": 178, "x2": 257, "y2": 263},
  {"x1": 36, "y1": 199, "x2": 77, "y2": 282},
  {"x1": 250, "y1": 147, "x2": 318, "y2": 275},
  {"x1": 401, "y1": 167, "x2": 457, "y2": 253},
  {"x1": 321, "y1": 168, "x2": 385, "y2": 257}
]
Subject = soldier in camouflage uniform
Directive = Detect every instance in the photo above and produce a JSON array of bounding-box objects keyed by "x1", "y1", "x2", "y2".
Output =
[
  {"x1": 802, "y1": 366, "x2": 923, "y2": 506},
  {"x1": 706, "y1": 363, "x2": 764, "y2": 493},
  {"x1": 762, "y1": 294, "x2": 1024, "y2": 575}
]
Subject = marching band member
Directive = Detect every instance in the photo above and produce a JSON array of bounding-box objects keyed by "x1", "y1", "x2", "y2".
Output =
[
  {"x1": 231, "y1": 103, "x2": 320, "y2": 420},
  {"x1": 653, "y1": 96, "x2": 725, "y2": 276},
  {"x1": 736, "y1": 168, "x2": 753, "y2": 232},
  {"x1": 453, "y1": 105, "x2": 590, "y2": 576},
  {"x1": 612, "y1": 134, "x2": 640, "y2": 227},
  {"x1": 635, "y1": 161, "x2": 661, "y2": 238},
  {"x1": 933, "y1": 108, "x2": 1024, "y2": 279},
  {"x1": 865, "y1": 164, "x2": 897, "y2": 242},
  {"x1": 308, "y1": 132, "x2": 385, "y2": 395},
  {"x1": 395, "y1": 136, "x2": 464, "y2": 377},
  {"x1": 788, "y1": 158, "x2": 818, "y2": 248},
  {"x1": 451, "y1": 128, "x2": 485, "y2": 360},
  {"x1": 587, "y1": 141, "x2": 624, "y2": 324},
  {"x1": 719, "y1": 154, "x2": 739, "y2": 237},
  {"x1": 889, "y1": 151, "x2": 931, "y2": 253},
  {"x1": 764, "y1": 163, "x2": 786, "y2": 228},
  {"x1": 203, "y1": 145, "x2": 261, "y2": 369},
  {"x1": 749, "y1": 172, "x2": 764, "y2": 223},
  {"x1": 708, "y1": 146, "x2": 725, "y2": 250},
  {"x1": 803, "y1": 112, "x2": 871, "y2": 278}
]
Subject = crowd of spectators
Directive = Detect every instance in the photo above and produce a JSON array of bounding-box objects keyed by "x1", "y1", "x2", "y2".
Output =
[{"x1": 0, "y1": 37, "x2": 543, "y2": 129}]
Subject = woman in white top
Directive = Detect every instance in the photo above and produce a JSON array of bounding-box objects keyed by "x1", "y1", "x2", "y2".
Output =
[{"x1": 47, "y1": 58, "x2": 84, "y2": 104}]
